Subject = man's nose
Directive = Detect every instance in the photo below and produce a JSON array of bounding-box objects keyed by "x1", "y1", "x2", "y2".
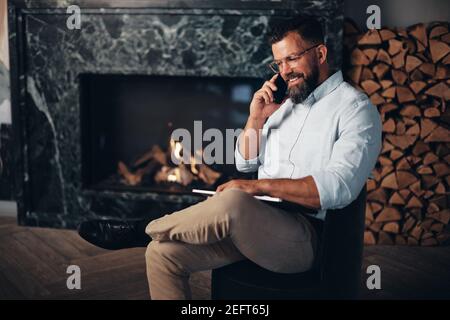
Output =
[{"x1": 280, "y1": 61, "x2": 293, "y2": 76}]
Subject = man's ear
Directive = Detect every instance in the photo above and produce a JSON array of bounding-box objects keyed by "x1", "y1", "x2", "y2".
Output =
[{"x1": 317, "y1": 44, "x2": 328, "y2": 65}]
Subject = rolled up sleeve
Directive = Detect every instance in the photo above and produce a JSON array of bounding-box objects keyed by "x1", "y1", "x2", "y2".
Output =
[
  {"x1": 311, "y1": 98, "x2": 382, "y2": 210},
  {"x1": 235, "y1": 133, "x2": 260, "y2": 173}
]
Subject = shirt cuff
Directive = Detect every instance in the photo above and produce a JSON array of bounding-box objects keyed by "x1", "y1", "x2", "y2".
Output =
[
  {"x1": 311, "y1": 171, "x2": 336, "y2": 211},
  {"x1": 235, "y1": 134, "x2": 259, "y2": 172}
]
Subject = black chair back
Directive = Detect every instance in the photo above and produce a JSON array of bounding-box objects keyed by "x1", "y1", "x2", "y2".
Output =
[
  {"x1": 211, "y1": 187, "x2": 367, "y2": 299},
  {"x1": 317, "y1": 187, "x2": 367, "y2": 298}
]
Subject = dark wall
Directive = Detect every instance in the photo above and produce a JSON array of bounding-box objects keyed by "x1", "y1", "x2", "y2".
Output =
[{"x1": 344, "y1": 0, "x2": 450, "y2": 29}]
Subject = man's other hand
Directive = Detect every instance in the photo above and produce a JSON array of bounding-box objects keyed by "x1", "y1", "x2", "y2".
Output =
[{"x1": 216, "y1": 179, "x2": 260, "y2": 195}]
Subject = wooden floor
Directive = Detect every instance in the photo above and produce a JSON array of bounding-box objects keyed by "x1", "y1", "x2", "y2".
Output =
[{"x1": 0, "y1": 217, "x2": 449, "y2": 300}]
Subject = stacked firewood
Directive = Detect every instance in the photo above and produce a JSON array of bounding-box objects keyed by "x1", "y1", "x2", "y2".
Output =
[{"x1": 343, "y1": 20, "x2": 450, "y2": 246}]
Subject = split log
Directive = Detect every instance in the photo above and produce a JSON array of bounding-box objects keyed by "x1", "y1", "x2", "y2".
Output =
[
  {"x1": 424, "y1": 125, "x2": 450, "y2": 142},
  {"x1": 375, "y1": 207, "x2": 402, "y2": 222},
  {"x1": 373, "y1": 63, "x2": 390, "y2": 80},
  {"x1": 402, "y1": 216, "x2": 416, "y2": 233},
  {"x1": 369, "y1": 222, "x2": 383, "y2": 233},
  {"x1": 424, "y1": 107, "x2": 441, "y2": 118},
  {"x1": 412, "y1": 140, "x2": 430, "y2": 156},
  {"x1": 367, "y1": 179, "x2": 377, "y2": 192},
  {"x1": 388, "y1": 39, "x2": 403, "y2": 56},
  {"x1": 409, "y1": 24, "x2": 427, "y2": 47},
  {"x1": 381, "y1": 172, "x2": 398, "y2": 189},
  {"x1": 383, "y1": 222, "x2": 400, "y2": 234},
  {"x1": 425, "y1": 82, "x2": 450, "y2": 100},
  {"x1": 372, "y1": 202, "x2": 384, "y2": 214},
  {"x1": 364, "y1": 231, "x2": 376, "y2": 245},
  {"x1": 351, "y1": 48, "x2": 370, "y2": 65},
  {"x1": 409, "y1": 81, "x2": 427, "y2": 94},
  {"x1": 382, "y1": 118, "x2": 396, "y2": 133},
  {"x1": 376, "y1": 49, "x2": 392, "y2": 65},
  {"x1": 378, "y1": 231, "x2": 394, "y2": 245},
  {"x1": 392, "y1": 69, "x2": 408, "y2": 85},
  {"x1": 397, "y1": 86, "x2": 416, "y2": 103},
  {"x1": 363, "y1": 48, "x2": 378, "y2": 63},
  {"x1": 429, "y1": 40, "x2": 450, "y2": 63},
  {"x1": 380, "y1": 79, "x2": 394, "y2": 89},
  {"x1": 361, "y1": 80, "x2": 381, "y2": 95},
  {"x1": 389, "y1": 192, "x2": 405, "y2": 205},
  {"x1": 405, "y1": 55, "x2": 423, "y2": 72},
  {"x1": 396, "y1": 157, "x2": 411, "y2": 171},
  {"x1": 386, "y1": 134, "x2": 417, "y2": 150},
  {"x1": 429, "y1": 25, "x2": 448, "y2": 39},
  {"x1": 358, "y1": 29, "x2": 382, "y2": 45},
  {"x1": 406, "y1": 195, "x2": 423, "y2": 209},
  {"x1": 379, "y1": 29, "x2": 396, "y2": 41},
  {"x1": 397, "y1": 171, "x2": 418, "y2": 189},
  {"x1": 432, "y1": 162, "x2": 450, "y2": 177},
  {"x1": 399, "y1": 189, "x2": 411, "y2": 200},
  {"x1": 382, "y1": 86, "x2": 396, "y2": 99},
  {"x1": 400, "y1": 104, "x2": 421, "y2": 118},
  {"x1": 410, "y1": 225, "x2": 424, "y2": 240},
  {"x1": 420, "y1": 119, "x2": 438, "y2": 139},
  {"x1": 380, "y1": 103, "x2": 398, "y2": 114},
  {"x1": 392, "y1": 49, "x2": 407, "y2": 69},
  {"x1": 409, "y1": 180, "x2": 423, "y2": 197},
  {"x1": 406, "y1": 123, "x2": 420, "y2": 135},
  {"x1": 367, "y1": 188, "x2": 387, "y2": 203},
  {"x1": 419, "y1": 63, "x2": 436, "y2": 77}
]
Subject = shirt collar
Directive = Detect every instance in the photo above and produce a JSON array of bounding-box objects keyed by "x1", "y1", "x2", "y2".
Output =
[{"x1": 296, "y1": 70, "x2": 343, "y2": 106}]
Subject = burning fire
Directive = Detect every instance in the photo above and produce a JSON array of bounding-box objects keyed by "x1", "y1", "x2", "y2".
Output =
[{"x1": 117, "y1": 138, "x2": 221, "y2": 188}]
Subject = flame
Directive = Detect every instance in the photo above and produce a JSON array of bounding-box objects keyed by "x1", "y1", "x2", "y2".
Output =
[
  {"x1": 170, "y1": 139, "x2": 184, "y2": 163},
  {"x1": 167, "y1": 173, "x2": 177, "y2": 182},
  {"x1": 167, "y1": 167, "x2": 182, "y2": 183},
  {"x1": 190, "y1": 155, "x2": 199, "y2": 175}
]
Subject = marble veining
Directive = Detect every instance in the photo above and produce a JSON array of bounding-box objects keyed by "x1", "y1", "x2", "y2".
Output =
[{"x1": 27, "y1": 76, "x2": 68, "y2": 216}]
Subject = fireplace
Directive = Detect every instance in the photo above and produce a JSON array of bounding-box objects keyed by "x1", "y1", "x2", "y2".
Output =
[
  {"x1": 9, "y1": 0, "x2": 343, "y2": 228},
  {"x1": 80, "y1": 73, "x2": 261, "y2": 194}
]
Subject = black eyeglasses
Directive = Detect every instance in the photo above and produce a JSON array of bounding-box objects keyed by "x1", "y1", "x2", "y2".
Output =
[{"x1": 268, "y1": 44, "x2": 322, "y2": 73}]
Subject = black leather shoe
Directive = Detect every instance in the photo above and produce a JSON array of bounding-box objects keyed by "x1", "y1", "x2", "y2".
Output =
[{"x1": 77, "y1": 219, "x2": 151, "y2": 250}]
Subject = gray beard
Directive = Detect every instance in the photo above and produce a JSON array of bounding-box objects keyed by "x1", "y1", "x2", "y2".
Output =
[{"x1": 288, "y1": 68, "x2": 319, "y2": 104}]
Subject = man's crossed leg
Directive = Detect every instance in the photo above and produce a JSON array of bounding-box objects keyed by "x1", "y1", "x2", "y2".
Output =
[{"x1": 145, "y1": 188, "x2": 317, "y2": 300}]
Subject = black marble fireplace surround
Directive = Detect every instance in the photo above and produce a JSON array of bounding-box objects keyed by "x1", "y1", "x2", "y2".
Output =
[{"x1": 9, "y1": 0, "x2": 343, "y2": 228}]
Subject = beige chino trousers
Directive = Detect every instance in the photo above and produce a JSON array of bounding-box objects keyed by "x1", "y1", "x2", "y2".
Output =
[{"x1": 145, "y1": 188, "x2": 317, "y2": 300}]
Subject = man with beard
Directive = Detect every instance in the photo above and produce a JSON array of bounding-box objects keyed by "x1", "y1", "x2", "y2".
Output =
[{"x1": 78, "y1": 15, "x2": 382, "y2": 300}]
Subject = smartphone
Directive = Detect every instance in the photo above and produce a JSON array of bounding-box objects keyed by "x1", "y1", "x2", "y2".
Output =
[{"x1": 273, "y1": 74, "x2": 288, "y2": 104}]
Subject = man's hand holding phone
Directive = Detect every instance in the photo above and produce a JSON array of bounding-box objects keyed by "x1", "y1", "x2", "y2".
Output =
[
  {"x1": 238, "y1": 74, "x2": 287, "y2": 160},
  {"x1": 249, "y1": 74, "x2": 287, "y2": 122}
]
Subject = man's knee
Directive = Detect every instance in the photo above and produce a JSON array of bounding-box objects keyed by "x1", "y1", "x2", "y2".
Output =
[
  {"x1": 146, "y1": 241, "x2": 173, "y2": 263},
  {"x1": 145, "y1": 241, "x2": 188, "y2": 275},
  {"x1": 215, "y1": 188, "x2": 255, "y2": 219},
  {"x1": 145, "y1": 241, "x2": 159, "y2": 268}
]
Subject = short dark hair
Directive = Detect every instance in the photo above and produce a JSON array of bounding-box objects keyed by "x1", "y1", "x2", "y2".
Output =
[{"x1": 267, "y1": 15, "x2": 324, "y2": 46}]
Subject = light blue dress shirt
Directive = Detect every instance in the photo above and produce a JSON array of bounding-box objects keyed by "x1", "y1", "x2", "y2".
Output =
[{"x1": 235, "y1": 70, "x2": 382, "y2": 220}]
